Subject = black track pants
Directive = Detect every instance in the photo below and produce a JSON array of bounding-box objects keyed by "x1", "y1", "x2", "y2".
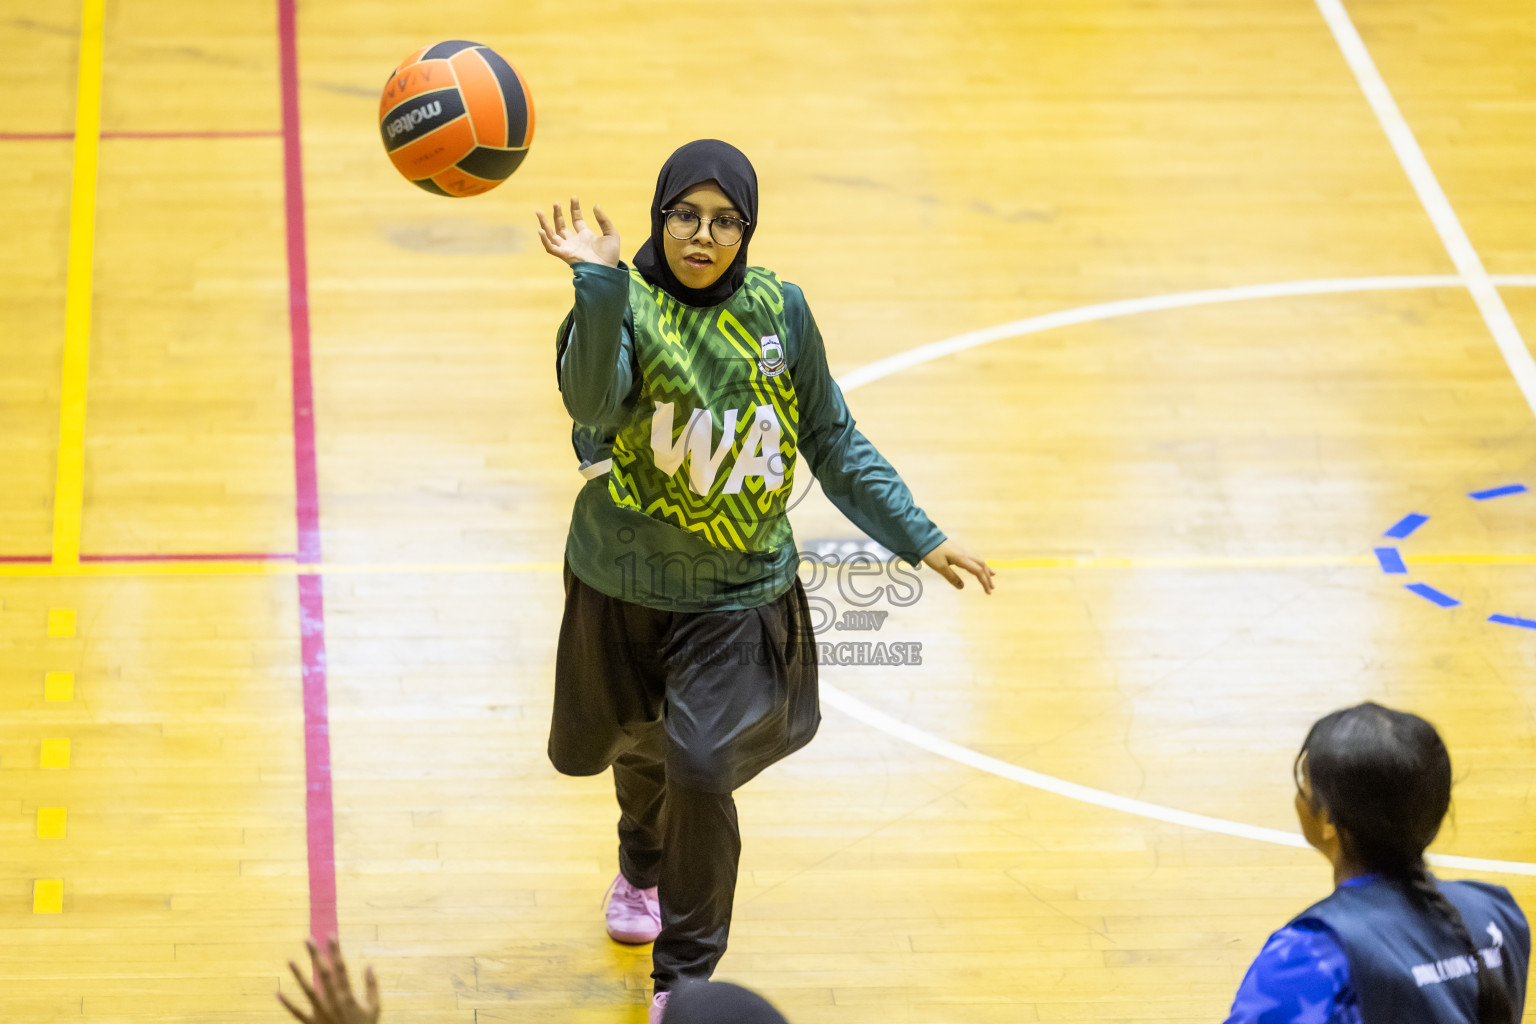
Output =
[
  {"x1": 612, "y1": 726, "x2": 741, "y2": 991},
  {"x1": 549, "y1": 559, "x2": 820, "y2": 989}
]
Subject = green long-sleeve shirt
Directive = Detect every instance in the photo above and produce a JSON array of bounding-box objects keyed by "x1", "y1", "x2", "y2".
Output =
[{"x1": 556, "y1": 260, "x2": 944, "y2": 611}]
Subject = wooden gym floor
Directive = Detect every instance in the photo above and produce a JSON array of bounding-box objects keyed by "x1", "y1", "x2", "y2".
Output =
[{"x1": 3, "y1": 0, "x2": 1534, "y2": 1020}]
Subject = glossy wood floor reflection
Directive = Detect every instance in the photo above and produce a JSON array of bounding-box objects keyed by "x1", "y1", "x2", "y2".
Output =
[{"x1": 3, "y1": 0, "x2": 1535, "y2": 1021}]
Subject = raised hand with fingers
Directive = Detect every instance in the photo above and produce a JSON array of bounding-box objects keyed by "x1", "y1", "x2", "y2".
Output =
[
  {"x1": 277, "y1": 936, "x2": 382, "y2": 1024},
  {"x1": 535, "y1": 195, "x2": 621, "y2": 268}
]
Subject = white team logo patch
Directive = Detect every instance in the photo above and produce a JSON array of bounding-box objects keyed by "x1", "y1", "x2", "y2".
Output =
[{"x1": 757, "y1": 334, "x2": 786, "y2": 377}]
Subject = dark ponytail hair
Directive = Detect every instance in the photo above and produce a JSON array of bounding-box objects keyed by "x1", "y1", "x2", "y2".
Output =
[{"x1": 1297, "y1": 702, "x2": 1514, "y2": 1024}]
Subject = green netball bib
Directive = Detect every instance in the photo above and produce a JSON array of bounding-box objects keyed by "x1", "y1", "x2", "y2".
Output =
[{"x1": 607, "y1": 266, "x2": 799, "y2": 554}]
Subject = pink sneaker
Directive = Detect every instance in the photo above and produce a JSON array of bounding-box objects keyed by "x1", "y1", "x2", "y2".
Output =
[
  {"x1": 603, "y1": 873, "x2": 660, "y2": 944},
  {"x1": 648, "y1": 991, "x2": 669, "y2": 1024}
]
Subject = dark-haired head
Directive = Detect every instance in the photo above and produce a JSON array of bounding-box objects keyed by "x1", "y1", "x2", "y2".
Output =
[
  {"x1": 1295, "y1": 702, "x2": 1513, "y2": 1024},
  {"x1": 660, "y1": 979, "x2": 789, "y2": 1024},
  {"x1": 1294, "y1": 702, "x2": 1449, "y2": 875},
  {"x1": 631, "y1": 140, "x2": 759, "y2": 308}
]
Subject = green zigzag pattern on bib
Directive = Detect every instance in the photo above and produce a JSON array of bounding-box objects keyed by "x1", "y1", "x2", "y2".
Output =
[{"x1": 608, "y1": 266, "x2": 800, "y2": 553}]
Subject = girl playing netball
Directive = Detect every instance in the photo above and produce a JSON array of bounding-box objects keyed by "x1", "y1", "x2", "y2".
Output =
[
  {"x1": 535, "y1": 139, "x2": 994, "y2": 1022},
  {"x1": 1224, "y1": 702, "x2": 1529, "y2": 1023}
]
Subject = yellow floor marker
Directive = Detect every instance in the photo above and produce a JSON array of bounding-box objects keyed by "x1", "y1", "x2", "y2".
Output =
[
  {"x1": 37, "y1": 808, "x2": 67, "y2": 839},
  {"x1": 47, "y1": 608, "x2": 77, "y2": 638},
  {"x1": 44, "y1": 672, "x2": 75, "y2": 701},
  {"x1": 40, "y1": 738, "x2": 71, "y2": 770},
  {"x1": 51, "y1": 0, "x2": 107, "y2": 567},
  {"x1": 33, "y1": 880, "x2": 64, "y2": 914}
]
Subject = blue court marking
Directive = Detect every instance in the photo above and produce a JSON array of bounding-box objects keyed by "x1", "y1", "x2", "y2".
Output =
[
  {"x1": 1406, "y1": 583, "x2": 1460, "y2": 608},
  {"x1": 1469, "y1": 484, "x2": 1528, "y2": 501},
  {"x1": 1374, "y1": 547, "x2": 1407, "y2": 574},
  {"x1": 1384, "y1": 513, "x2": 1429, "y2": 539},
  {"x1": 1489, "y1": 614, "x2": 1536, "y2": 630}
]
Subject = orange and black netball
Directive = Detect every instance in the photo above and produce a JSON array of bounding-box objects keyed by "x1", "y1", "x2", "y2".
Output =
[{"x1": 378, "y1": 41, "x2": 534, "y2": 197}]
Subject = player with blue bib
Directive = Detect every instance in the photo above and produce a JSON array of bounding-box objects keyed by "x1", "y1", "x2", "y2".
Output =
[{"x1": 1225, "y1": 703, "x2": 1529, "y2": 1024}]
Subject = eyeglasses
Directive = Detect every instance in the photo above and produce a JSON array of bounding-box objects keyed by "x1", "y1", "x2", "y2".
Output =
[{"x1": 662, "y1": 209, "x2": 750, "y2": 246}]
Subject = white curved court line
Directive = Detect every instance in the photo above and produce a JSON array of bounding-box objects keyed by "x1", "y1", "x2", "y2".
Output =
[
  {"x1": 825, "y1": 272, "x2": 1536, "y2": 878},
  {"x1": 838, "y1": 274, "x2": 1536, "y2": 395},
  {"x1": 821, "y1": 683, "x2": 1536, "y2": 877}
]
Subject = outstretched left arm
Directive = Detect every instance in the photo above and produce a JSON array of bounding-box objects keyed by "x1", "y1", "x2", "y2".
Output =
[{"x1": 790, "y1": 285, "x2": 994, "y2": 595}]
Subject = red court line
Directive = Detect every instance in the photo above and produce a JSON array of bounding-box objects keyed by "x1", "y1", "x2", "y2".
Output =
[
  {"x1": 80, "y1": 552, "x2": 296, "y2": 562},
  {"x1": 277, "y1": 0, "x2": 337, "y2": 946},
  {"x1": 0, "y1": 555, "x2": 50, "y2": 563},
  {"x1": 0, "y1": 130, "x2": 280, "y2": 141},
  {"x1": 104, "y1": 129, "x2": 281, "y2": 140}
]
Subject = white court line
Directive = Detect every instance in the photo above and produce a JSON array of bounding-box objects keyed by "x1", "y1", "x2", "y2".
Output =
[
  {"x1": 837, "y1": 274, "x2": 1536, "y2": 395},
  {"x1": 821, "y1": 684, "x2": 1536, "y2": 877},
  {"x1": 1313, "y1": 0, "x2": 1536, "y2": 418},
  {"x1": 824, "y1": 272, "x2": 1536, "y2": 878}
]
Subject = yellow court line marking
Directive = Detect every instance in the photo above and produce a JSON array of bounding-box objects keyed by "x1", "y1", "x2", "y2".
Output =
[
  {"x1": 51, "y1": 0, "x2": 107, "y2": 567},
  {"x1": 40, "y1": 738, "x2": 71, "y2": 770},
  {"x1": 2, "y1": 554, "x2": 1536, "y2": 579},
  {"x1": 33, "y1": 880, "x2": 64, "y2": 914},
  {"x1": 991, "y1": 555, "x2": 1374, "y2": 569},
  {"x1": 37, "y1": 808, "x2": 67, "y2": 839},
  {"x1": 999, "y1": 553, "x2": 1536, "y2": 569},
  {"x1": 44, "y1": 672, "x2": 75, "y2": 701},
  {"x1": 46, "y1": 607, "x2": 77, "y2": 636}
]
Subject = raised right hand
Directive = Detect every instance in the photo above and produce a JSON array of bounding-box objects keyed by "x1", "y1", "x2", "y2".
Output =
[{"x1": 535, "y1": 195, "x2": 620, "y2": 268}]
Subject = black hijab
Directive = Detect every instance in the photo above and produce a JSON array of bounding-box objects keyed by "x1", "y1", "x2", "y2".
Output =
[
  {"x1": 661, "y1": 981, "x2": 789, "y2": 1024},
  {"x1": 632, "y1": 139, "x2": 759, "y2": 308}
]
